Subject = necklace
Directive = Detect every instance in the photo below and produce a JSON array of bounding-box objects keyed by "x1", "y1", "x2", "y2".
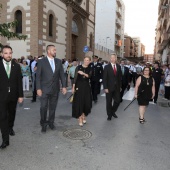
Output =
[{"x1": 146, "y1": 78, "x2": 149, "y2": 85}]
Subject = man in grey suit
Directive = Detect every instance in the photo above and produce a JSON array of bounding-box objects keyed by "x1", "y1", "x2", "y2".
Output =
[{"x1": 36, "y1": 45, "x2": 67, "y2": 133}]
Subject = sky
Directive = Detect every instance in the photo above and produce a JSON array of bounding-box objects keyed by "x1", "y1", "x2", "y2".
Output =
[{"x1": 123, "y1": 0, "x2": 159, "y2": 54}]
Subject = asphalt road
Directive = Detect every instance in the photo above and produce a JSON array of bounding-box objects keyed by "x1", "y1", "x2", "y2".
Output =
[{"x1": 0, "y1": 91, "x2": 170, "y2": 170}]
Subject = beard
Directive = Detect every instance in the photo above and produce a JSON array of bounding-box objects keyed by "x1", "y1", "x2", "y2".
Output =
[
  {"x1": 3, "y1": 57, "x2": 12, "y2": 62},
  {"x1": 52, "y1": 54, "x2": 56, "y2": 58}
]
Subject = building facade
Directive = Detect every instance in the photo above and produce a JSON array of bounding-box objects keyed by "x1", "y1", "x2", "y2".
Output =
[
  {"x1": 155, "y1": 0, "x2": 170, "y2": 64},
  {"x1": 0, "y1": 0, "x2": 95, "y2": 60},
  {"x1": 144, "y1": 54, "x2": 154, "y2": 63},
  {"x1": 132, "y1": 37, "x2": 142, "y2": 57},
  {"x1": 95, "y1": 0, "x2": 125, "y2": 59}
]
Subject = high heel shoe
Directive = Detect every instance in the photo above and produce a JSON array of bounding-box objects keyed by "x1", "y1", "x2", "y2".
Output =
[
  {"x1": 82, "y1": 115, "x2": 87, "y2": 124},
  {"x1": 78, "y1": 117, "x2": 83, "y2": 127},
  {"x1": 139, "y1": 118, "x2": 144, "y2": 124}
]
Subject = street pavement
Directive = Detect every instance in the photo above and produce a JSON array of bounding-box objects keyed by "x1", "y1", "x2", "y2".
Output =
[{"x1": 0, "y1": 88, "x2": 170, "y2": 170}]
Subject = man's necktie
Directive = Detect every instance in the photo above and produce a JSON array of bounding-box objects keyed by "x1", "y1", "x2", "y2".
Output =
[
  {"x1": 6, "y1": 62, "x2": 10, "y2": 78},
  {"x1": 50, "y1": 60, "x2": 55, "y2": 73},
  {"x1": 113, "y1": 64, "x2": 117, "y2": 75},
  {"x1": 121, "y1": 66, "x2": 124, "y2": 75}
]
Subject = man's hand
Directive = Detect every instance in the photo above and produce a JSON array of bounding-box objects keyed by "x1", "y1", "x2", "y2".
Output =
[
  {"x1": 99, "y1": 79, "x2": 102, "y2": 82},
  {"x1": 104, "y1": 89, "x2": 109, "y2": 93},
  {"x1": 18, "y1": 97, "x2": 23, "y2": 103},
  {"x1": 62, "y1": 88, "x2": 67, "y2": 95},
  {"x1": 37, "y1": 89, "x2": 42, "y2": 97}
]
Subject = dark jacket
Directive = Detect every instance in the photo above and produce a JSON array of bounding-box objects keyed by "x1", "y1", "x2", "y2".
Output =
[
  {"x1": 0, "y1": 60, "x2": 23, "y2": 102},
  {"x1": 103, "y1": 63, "x2": 122, "y2": 91},
  {"x1": 36, "y1": 57, "x2": 66, "y2": 95},
  {"x1": 89, "y1": 62, "x2": 103, "y2": 81},
  {"x1": 121, "y1": 66, "x2": 129, "y2": 86}
]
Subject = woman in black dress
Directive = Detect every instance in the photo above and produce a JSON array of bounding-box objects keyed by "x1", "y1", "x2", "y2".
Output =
[
  {"x1": 135, "y1": 67, "x2": 155, "y2": 124},
  {"x1": 72, "y1": 57, "x2": 92, "y2": 126}
]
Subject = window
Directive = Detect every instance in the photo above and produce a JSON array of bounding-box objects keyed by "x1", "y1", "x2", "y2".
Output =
[
  {"x1": 15, "y1": 10, "x2": 22, "y2": 34},
  {"x1": 90, "y1": 33, "x2": 93, "y2": 49},
  {"x1": 49, "y1": 14, "x2": 53, "y2": 37},
  {"x1": 72, "y1": 21, "x2": 78, "y2": 34}
]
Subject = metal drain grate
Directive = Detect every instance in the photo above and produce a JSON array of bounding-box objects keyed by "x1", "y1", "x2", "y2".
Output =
[{"x1": 63, "y1": 129, "x2": 92, "y2": 140}]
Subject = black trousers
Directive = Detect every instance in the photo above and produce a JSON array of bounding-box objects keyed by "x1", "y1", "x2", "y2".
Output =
[
  {"x1": 40, "y1": 93, "x2": 59, "y2": 125},
  {"x1": 154, "y1": 82, "x2": 160, "y2": 103},
  {"x1": 0, "y1": 99, "x2": 17, "y2": 142},
  {"x1": 106, "y1": 88, "x2": 120, "y2": 118},
  {"x1": 132, "y1": 72, "x2": 137, "y2": 86},
  {"x1": 165, "y1": 86, "x2": 170, "y2": 100},
  {"x1": 91, "y1": 80, "x2": 100, "y2": 101},
  {"x1": 120, "y1": 84, "x2": 128, "y2": 100}
]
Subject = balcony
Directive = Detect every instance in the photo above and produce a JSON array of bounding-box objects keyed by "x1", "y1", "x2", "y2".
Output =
[
  {"x1": 115, "y1": 29, "x2": 121, "y2": 36},
  {"x1": 116, "y1": 18, "x2": 121, "y2": 27},
  {"x1": 116, "y1": 0, "x2": 122, "y2": 7},
  {"x1": 116, "y1": 7, "x2": 122, "y2": 17},
  {"x1": 166, "y1": 19, "x2": 170, "y2": 33},
  {"x1": 157, "y1": 45, "x2": 164, "y2": 54},
  {"x1": 161, "y1": 32, "x2": 169, "y2": 46}
]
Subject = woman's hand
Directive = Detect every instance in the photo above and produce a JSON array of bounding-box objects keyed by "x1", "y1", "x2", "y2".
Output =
[
  {"x1": 134, "y1": 94, "x2": 138, "y2": 98},
  {"x1": 78, "y1": 71, "x2": 84, "y2": 75},
  {"x1": 72, "y1": 88, "x2": 75, "y2": 94}
]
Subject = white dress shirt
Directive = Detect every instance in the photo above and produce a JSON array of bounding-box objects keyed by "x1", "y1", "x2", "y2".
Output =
[{"x1": 47, "y1": 56, "x2": 55, "y2": 72}]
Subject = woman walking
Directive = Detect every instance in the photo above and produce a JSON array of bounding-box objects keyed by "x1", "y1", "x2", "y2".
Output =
[
  {"x1": 72, "y1": 57, "x2": 92, "y2": 126},
  {"x1": 135, "y1": 67, "x2": 155, "y2": 124},
  {"x1": 21, "y1": 60, "x2": 31, "y2": 91}
]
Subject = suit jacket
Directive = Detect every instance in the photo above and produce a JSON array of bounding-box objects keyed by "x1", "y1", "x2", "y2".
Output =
[
  {"x1": 121, "y1": 66, "x2": 129, "y2": 86},
  {"x1": 103, "y1": 63, "x2": 122, "y2": 92},
  {"x1": 36, "y1": 57, "x2": 66, "y2": 95},
  {"x1": 89, "y1": 62, "x2": 103, "y2": 81},
  {"x1": 0, "y1": 60, "x2": 23, "y2": 102}
]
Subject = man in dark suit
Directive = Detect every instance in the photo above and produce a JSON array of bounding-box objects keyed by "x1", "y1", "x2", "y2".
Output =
[
  {"x1": 89, "y1": 55, "x2": 103, "y2": 103},
  {"x1": 36, "y1": 45, "x2": 67, "y2": 133},
  {"x1": 120, "y1": 60, "x2": 130, "y2": 102},
  {"x1": 103, "y1": 53, "x2": 122, "y2": 120},
  {"x1": 0, "y1": 45, "x2": 23, "y2": 149},
  {"x1": 152, "y1": 62, "x2": 163, "y2": 104}
]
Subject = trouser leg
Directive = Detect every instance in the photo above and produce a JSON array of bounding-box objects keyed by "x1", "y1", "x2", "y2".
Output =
[
  {"x1": 8, "y1": 101, "x2": 17, "y2": 129},
  {"x1": 48, "y1": 94, "x2": 59, "y2": 124}
]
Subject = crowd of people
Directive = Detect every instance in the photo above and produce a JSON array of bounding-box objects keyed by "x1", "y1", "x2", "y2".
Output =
[{"x1": 0, "y1": 44, "x2": 170, "y2": 149}]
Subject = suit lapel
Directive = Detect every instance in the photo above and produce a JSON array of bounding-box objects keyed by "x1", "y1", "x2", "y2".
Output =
[
  {"x1": 9, "y1": 61, "x2": 15, "y2": 80},
  {"x1": 0, "y1": 60, "x2": 10, "y2": 79},
  {"x1": 45, "y1": 57, "x2": 54, "y2": 74},
  {"x1": 109, "y1": 63, "x2": 115, "y2": 76},
  {"x1": 54, "y1": 58, "x2": 58, "y2": 74}
]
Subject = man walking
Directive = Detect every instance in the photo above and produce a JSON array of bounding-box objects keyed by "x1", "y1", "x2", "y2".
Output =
[
  {"x1": 0, "y1": 45, "x2": 23, "y2": 149},
  {"x1": 103, "y1": 54, "x2": 122, "y2": 120},
  {"x1": 89, "y1": 55, "x2": 103, "y2": 103},
  {"x1": 152, "y1": 62, "x2": 163, "y2": 104},
  {"x1": 120, "y1": 60, "x2": 130, "y2": 102},
  {"x1": 36, "y1": 45, "x2": 67, "y2": 133}
]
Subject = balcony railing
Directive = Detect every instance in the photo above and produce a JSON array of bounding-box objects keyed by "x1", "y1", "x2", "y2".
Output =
[
  {"x1": 161, "y1": 32, "x2": 169, "y2": 46},
  {"x1": 116, "y1": 18, "x2": 121, "y2": 27},
  {"x1": 115, "y1": 29, "x2": 121, "y2": 36},
  {"x1": 116, "y1": 0, "x2": 122, "y2": 7},
  {"x1": 116, "y1": 7, "x2": 122, "y2": 17}
]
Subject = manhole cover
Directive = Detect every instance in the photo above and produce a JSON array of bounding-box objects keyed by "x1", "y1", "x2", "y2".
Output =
[{"x1": 63, "y1": 129, "x2": 92, "y2": 140}]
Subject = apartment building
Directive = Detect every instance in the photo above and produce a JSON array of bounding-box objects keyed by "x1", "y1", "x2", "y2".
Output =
[
  {"x1": 95, "y1": 0, "x2": 125, "y2": 59},
  {"x1": 0, "y1": 0, "x2": 95, "y2": 60},
  {"x1": 132, "y1": 37, "x2": 142, "y2": 57},
  {"x1": 124, "y1": 34, "x2": 136, "y2": 57},
  {"x1": 155, "y1": 0, "x2": 170, "y2": 64},
  {"x1": 141, "y1": 43, "x2": 145, "y2": 57}
]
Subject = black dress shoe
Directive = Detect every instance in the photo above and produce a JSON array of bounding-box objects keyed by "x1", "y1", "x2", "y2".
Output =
[
  {"x1": 112, "y1": 113, "x2": 118, "y2": 118},
  {"x1": 0, "y1": 141, "x2": 9, "y2": 149},
  {"x1": 41, "y1": 124, "x2": 47, "y2": 133},
  {"x1": 31, "y1": 100, "x2": 36, "y2": 102},
  {"x1": 9, "y1": 128, "x2": 15, "y2": 136},
  {"x1": 107, "y1": 116, "x2": 112, "y2": 121},
  {"x1": 49, "y1": 124, "x2": 56, "y2": 130}
]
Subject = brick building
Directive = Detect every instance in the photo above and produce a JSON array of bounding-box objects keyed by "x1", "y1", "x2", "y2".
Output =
[
  {"x1": 124, "y1": 34, "x2": 136, "y2": 57},
  {"x1": 0, "y1": 0, "x2": 95, "y2": 60}
]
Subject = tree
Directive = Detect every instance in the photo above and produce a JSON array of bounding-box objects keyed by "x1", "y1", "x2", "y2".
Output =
[{"x1": 0, "y1": 4, "x2": 27, "y2": 48}]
